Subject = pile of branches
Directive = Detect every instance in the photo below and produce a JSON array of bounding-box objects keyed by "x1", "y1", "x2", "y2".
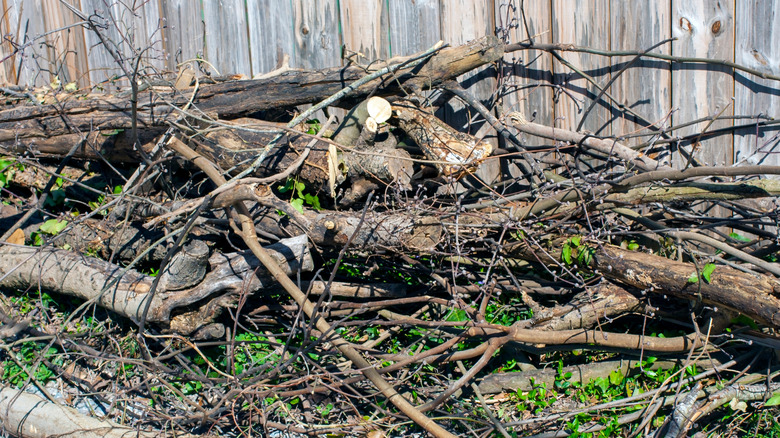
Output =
[{"x1": 1, "y1": 12, "x2": 780, "y2": 438}]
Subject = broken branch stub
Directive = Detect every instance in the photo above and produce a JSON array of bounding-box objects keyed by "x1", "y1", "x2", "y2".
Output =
[{"x1": 392, "y1": 99, "x2": 493, "y2": 175}]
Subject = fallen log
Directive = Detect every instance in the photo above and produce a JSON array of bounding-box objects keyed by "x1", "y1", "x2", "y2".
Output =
[
  {"x1": 506, "y1": 238, "x2": 780, "y2": 328},
  {"x1": 0, "y1": 385, "x2": 204, "y2": 438},
  {"x1": 0, "y1": 36, "x2": 503, "y2": 158},
  {"x1": 0, "y1": 236, "x2": 312, "y2": 334}
]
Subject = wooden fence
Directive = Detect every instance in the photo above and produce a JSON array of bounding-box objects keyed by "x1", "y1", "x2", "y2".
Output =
[{"x1": 2, "y1": 0, "x2": 780, "y2": 171}]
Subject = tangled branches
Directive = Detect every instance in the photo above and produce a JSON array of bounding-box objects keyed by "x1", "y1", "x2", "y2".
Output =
[{"x1": 0, "y1": 5, "x2": 780, "y2": 437}]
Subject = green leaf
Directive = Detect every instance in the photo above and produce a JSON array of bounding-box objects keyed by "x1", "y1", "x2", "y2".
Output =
[
  {"x1": 765, "y1": 393, "x2": 780, "y2": 406},
  {"x1": 701, "y1": 263, "x2": 716, "y2": 283},
  {"x1": 562, "y1": 244, "x2": 572, "y2": 264},
  {"x1": 627, "y1": 241, "x2": 639, "y2": 251},
  {"x1": 445, "y1": 309, "x2": 468, "y2": 322},
  {"x1": 113, "y1": 185, "x2": 123, "y2": 195},
  {"x1": 594, "y1": 377, "x2": 609, "y2": 394},
  {"x1": 278, "y1": 179, "x2": 295, "y2": 193},
  {"x1": 44, "y1": 189, "x2": 66, "y2": 207},
  {"x1": 290, "y1": 198, "x2": 304, "y2": 213},
  {"x1": 729, "y1": 232, "x2": 752, "y2": 243},
  {"x1": 99, "y1": 129, "x2": 124, "y2": 136},
  {"x1": 579, "y1": 247, "x2": 594, "y2": 266},
  {"x1": 609, "y1": 369, "x2": 623, "y2": 385},
  {"x1": 39, "y1": 219, "x2": 68, "y2": 235},
  {"x1": 730, "y1": 315, "x2": 759, "y2": 329},
  {"x1": 294, "y1": 181, "x2": 306, "y2": 197},
  {"x1": 687, "y1": 272, "x2": 699, "y2": 283},
  {"x1": 303, "y1": 193, "x2": 321, "y2": 210},
  {"x1": 570, "y1": 235, "x2": 581, "y2": 246}
]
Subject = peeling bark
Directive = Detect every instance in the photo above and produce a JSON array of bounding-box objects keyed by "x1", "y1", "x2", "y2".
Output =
[{"x1": 0, "y1": 236, "x2": 312, "y2": 333}]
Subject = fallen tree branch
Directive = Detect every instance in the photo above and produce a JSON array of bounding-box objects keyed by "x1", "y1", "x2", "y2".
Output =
[
  {"x1": 167, "y1": 133, "x2": 459, "y2": 438},
  {"x1": 0, "y1": 385, "x2": 203, "y2": 438}
]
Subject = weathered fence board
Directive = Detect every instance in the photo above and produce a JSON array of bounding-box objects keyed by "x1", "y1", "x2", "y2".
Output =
[
  {"x1": 440, "y1": 0, "x2": 500, "y2": 185},
  {"x1": 387, "y1": 0, "x2": 441, "y2": 57},
  {"x1": 671, "y1": 0, "x2": 734, "y2": 169},
  {"x1": 291, "y1": 0, "x2": 341, "y2": 70},
  {"x1": 610, "y1": 0, "x2": 672, "y2": 150},
  {"x1": 247, "y1": 0, "x2": 295, "y2": 76},
  {"x1": 41, "y1": 0, "x2": 90, "y2": 87},
  {"x1": 551, "y1": 0, "x2": 611, "y2": 135},
  {"x1": 202, "y1": 0, "x2": 251, "y2": 77},
  {"x1": 734, "y1": 0, "x2": 780, "y2": 168},
  {"x1": 501, "y1": 0, "x2": 553, "y2": 134},
  {"x1": 3, "y1": 0, "x2": 780, "y2": 177},
  {"x1": 160, "y1": 0, "x2": 204, "y2": 73},
  {"x1": 340, "y1": 0, "x2": 389, "y2": 62},
  {"x1": 5, "y1": 0, "x2": 48, "y2": 87}
]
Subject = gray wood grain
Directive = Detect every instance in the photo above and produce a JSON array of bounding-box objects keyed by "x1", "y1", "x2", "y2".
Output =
[
  {"x1": 671, "y1": 0, "x2": 734, "y2": 168},
  {"x1": 501, "y1": 0, "x2": 553, "y2": 129},
  {"x1": 734, "y1": 0, "x2": 780, "y2": 168},
  {"x1": 247, "y1": 0, "x2": 295, "y2": 75},
  {"x1": 79, "y1": 0, "x2": 160, "y2": 91},
  {"x1": 291, "y1": 0, "x2": 341, "y2": 69},
  {"x1": 5, "y1": 0, "x2": 48, "y2": 86},
  {"x1": 388, "y1": 0, "x2": 441, "y2": 57},
  {"x1": 609, "y1": 0, "x2": 672, "y2": 149},
  {"x1": 340, "y1": 0, "x2": 389, "y2": 62},
  {"x1": 0, "y1": 0, "x2": 20, "y2": 84},
  {"x1": 552, "y1": 0, "x2": 611, "y2": 135},
  {"x1": 160, "y1": 0, "x2": 205, "y2": 72},
  {"x1": 40, "y1": 1, "x2": 91, "y2": 88},
  {"x1": 202, "y1": 0, "x2": 252, "y2": 76},
  {"x1": 440, "y1": 0, "x2": 499, "y2": 185}
]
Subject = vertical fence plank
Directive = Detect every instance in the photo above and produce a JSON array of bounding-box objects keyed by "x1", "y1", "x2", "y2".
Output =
[
  {"x1": 671, "y1": 0, "x2": 734, "y2": 168},
  {"x1": 202, "y1": 0, "x2": 251, "y2": 76},
  {"x1": 160, "y1": 0, "x2": 204, "y2": 72},
  {"x1": 0, "y1": 0, "x2": 18, "y2": 84},
  {"x1": 500, "y1": 0, "x2": 553, "y2": 130},
  {"x1": 131, "y1": 0, "x2": 165, "y2": 74},
  {"x1": 41, "y1": 0, "x2": 90, "y2": 87},
  {"x1": 79, "y1": 0, "x2": 123, "y2": 89},
  {"x1": 439, "y1": 0, "x2": 496, "y2": 124},
  {"x1": 291, "y1": 0, "x2": 341, "y2": 69},
  {"x1": 387, "y1": 0, "x2": 441, "y2": 57},
  {"x1": 734, "y1": 1, "x2": 780, "y2": 168},
  {"x1": 440, "y1": 0, "x2": 499, "y2": 185},
  {"x1": 340, "y1": 0, "x2": 389, "y2": 62},
  {"x1": 247, "y1": 0, "x2": 295, "y2": 76},
  {"x1": 551, "y1": 0, "x2": 610, "y2": 134},
  {"x1": 5, "y1": 0, "x2": 49, "y2": 86},
  {"x1": 79, "y1": 0, "x2": 165, "y2": 89},
  {"x1": 610, "y1": 0, "x2": 672, "y2": 150}
]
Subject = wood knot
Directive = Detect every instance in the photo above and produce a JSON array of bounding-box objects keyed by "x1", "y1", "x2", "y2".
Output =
[
  {"x1": 679, "y1": 17, "x2": 692, "y2": 32},
  {"x1": 711, "y1": 20, "x2": 722, "y2": 35}
]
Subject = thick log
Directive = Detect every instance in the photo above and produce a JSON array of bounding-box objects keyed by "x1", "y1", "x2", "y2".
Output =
[
  {"x1": 0, "y1": 385, "x2": 203, "y2": 438},
  {"x1": 0, "y1": 36, "x2": 503, "y2": 156},
  {"x1": 0, "y1": 236, "x2": 311, "y2": 332},
  {"x1": 393, "y1": 99, "x2": 493, "y2": 175},
  {"x1": 188, "y1": 120, "x2": 412, "y2": 190},
  {"x1": 506, "y1": 239, "x2": 780, "y2": 328}
]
